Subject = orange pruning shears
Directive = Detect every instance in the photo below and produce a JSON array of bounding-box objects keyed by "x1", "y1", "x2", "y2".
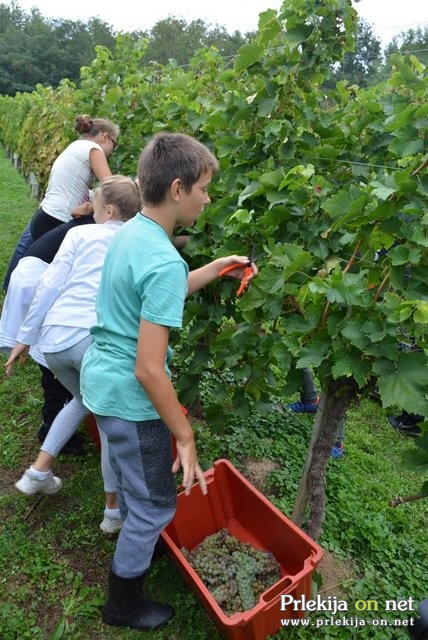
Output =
[{"x1": 218, "y1": 253, "x2": 255, "y2": 296}]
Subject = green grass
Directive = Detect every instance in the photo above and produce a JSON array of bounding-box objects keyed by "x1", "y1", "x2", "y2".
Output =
[
  {"x1": 0, "y1": 149, "x2": 38, "y2": 287},
  {"x1": 0, "y1": 144, "x2": 427, "y2": 639}
]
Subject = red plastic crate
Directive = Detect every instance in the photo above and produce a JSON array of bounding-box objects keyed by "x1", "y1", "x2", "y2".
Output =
[
  {"x1": 161, "y1": 458, "x2": 323, "y2": 640},
  {"x1": 83, "y1": 413, "x2": 101, "y2": 451}
]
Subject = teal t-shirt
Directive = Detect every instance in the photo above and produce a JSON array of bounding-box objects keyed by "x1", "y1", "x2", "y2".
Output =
[{"x1": 80, "y1": 214, "x2": 189, "y2": 421}]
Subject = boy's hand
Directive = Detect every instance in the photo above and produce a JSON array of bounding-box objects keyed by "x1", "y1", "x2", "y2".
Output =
[
  {"x1": 218, "y1": 255, "x2": 258, "y2": 296},
  {"x1": 217, "y1": 255, "x2": 258, "y2": 280},
  {"x1": 71, "y1": 202, "x2": 93, "y2": 219},
  {"x1": 173, "y1": 438, "x2": 208, "y2": 496},
  {"x1": 187, "y1": 255, "x2": 258, "y2": 296},
  {"x1": 5, "y1": 343, "x2": 30, "y2": 376}
]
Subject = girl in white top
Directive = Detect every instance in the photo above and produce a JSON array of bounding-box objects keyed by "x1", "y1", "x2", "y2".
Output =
[
  {"x1": 3, "y1": 114, "x2": 118, "y2": 289},
  {"x1": 5, "y1": 176, "x2": 141, "y2": 534}
]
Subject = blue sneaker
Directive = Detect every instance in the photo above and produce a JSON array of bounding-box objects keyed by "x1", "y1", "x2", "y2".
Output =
[
  {"x1": 287, "y1": 396, "x2": 320, "y2": 413},
  {"x1": 331, "y1": 441, "x2": 344, "y2": 458}
]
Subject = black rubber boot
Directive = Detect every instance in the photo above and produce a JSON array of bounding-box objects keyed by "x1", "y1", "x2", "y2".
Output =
[
  {"x1": 102, "y1": 568, "x2": 174, "y2": 630},
  {"x1": 152, "y1": 535, "x2": 167, "y2": 561}
]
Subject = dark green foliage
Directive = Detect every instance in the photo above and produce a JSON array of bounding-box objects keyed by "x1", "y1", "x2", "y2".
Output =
[
  {"x1": 0, "y1": 0, "x2": 426, "y2": 438},
  {"x1": 0, "y1": 3, "x2": 115, "y2": 95},
  {"x1": 0, "y1": 3, "x2": 249, "y2": 96},
  {"x1": 144, "y1": 17, "x2": 250, "y2": 65}
]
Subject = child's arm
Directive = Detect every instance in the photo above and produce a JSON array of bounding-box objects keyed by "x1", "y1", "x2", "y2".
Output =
[
  {"x1": 187, "y1": 255, "x2": 257, "y2": 295},
  {"x1": 89, "y1": 147, "x2": 112, "y2": 182},
  {"x1": 5, "y1": 343, "x2": 29, "y2": 376},
  {"x1": 135, "y1": 319, "x2": 207, "y2": 496}
]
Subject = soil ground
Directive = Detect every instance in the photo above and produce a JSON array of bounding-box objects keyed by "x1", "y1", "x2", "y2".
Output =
[{"x1": 241, "y1": 457, "x2": 355, "y2": 598}]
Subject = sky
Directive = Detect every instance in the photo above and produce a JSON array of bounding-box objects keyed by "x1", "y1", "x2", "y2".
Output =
[{"x1": 8, "y1": 0, "x2": 428, "y2": 46}]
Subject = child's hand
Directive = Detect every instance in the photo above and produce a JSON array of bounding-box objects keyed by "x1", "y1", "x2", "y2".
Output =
[
  {"x1": 173, "y1": 438, "x2": 208, "y2": 496},
  {"x1": 5, "y1": 343, "x2": 30, "y2": 376},
  {"x1": 71, "y1": 202, "x2": 93, "y2": 218},
  {"x1": 217, "y1": 255, "x2": 258, "y2": 296},
  {"x1": 217, "y1": 255, "x2": 258, "y2": 280},
  {"x1": 187, "y1": 255, "x2": 258, "y2": 296}
]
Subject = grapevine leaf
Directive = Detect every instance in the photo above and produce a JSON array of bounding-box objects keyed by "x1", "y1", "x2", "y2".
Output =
[
  {"x1": 410, "y1": 226, "x2": 428, "y2": 247},
  {"x1": 370, "y1": 181, "x2": 397, "y2": 201},
  {"x1": 271, "y1": 341, "x2": 292, "y2": 370},
  {"x1": 388, "y1": 245, "x2": 421, "y2": 266},
  {"x1": 329, "y1": 194, "x2": 368, "y2": 231},
  {"x1": 258, "y1": 9, "x2": 280, "y2": 30},
  {"x1": 282, "y1": 25, "x2": 314, "y2": 46},
  {"x1": 416, "y1": 175, "x2": 428, "y2": 196},
  {"x1": 401, "y1": 431, "x2": 428, "y2": 475},
  {"x1": 323, "y1": 190, "x2": 351, "y2": 219},
  {"x1": 237, "y1": 181, "x2": 261, "y2": 207},
  {"x1": 257, "y1": 10, "x2": 282, "y2": 44},
  {"x1": 414, "y1": 302, "x2": 428, "y2": 324},
  {"x1": 401, "y1": 449, "x2": 428, "y2": 475},
  {"x1": 259, "y1": 169, "x2": 285, "y2": 188},
  {"x1": 296, "y1": 338, "x2": 330, "y2": 368},
  {"x1": 373, "y1": 352, "x2": 428, "y2": 414},
  {"x1": 388, "y1": 137, "x2": 423, "y2": 157},
  {"x1": 340, "y1": 321, "x2": 370, "y2": 350},
  {"x1": 234, "y1": 42, "x2": 264, "y2": 73},
  {"x1": 383, "y1": 293, "x2": 403, "y2": 309},
  {"x1": 331, "y1": 352, "x2": 371, "y2": 388},
  {"x1": 258, "y1": 97, "x2": 277, "y2": 117}
]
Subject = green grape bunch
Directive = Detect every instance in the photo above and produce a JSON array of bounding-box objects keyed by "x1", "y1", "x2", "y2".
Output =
[{"x1": 180, "y1": 529, "x2": 281, "y2": 616}]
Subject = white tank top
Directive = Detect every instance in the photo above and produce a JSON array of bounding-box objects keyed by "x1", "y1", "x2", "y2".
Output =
[{"x1": 40, "y1": 139, "x2": 103, "y2": 222}]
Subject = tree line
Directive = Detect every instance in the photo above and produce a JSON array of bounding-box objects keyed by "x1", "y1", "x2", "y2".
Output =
[
  {"x1": 0, "y1": 1, "x2": 250, "y2": 96},
  {"x1": 329, "y1": 19, "x2": 428, "y2": 87}
]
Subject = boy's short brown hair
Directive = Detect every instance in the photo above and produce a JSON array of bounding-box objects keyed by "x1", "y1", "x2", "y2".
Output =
[{"x1": 137, "y1": 132, "x2": 219, "y2": 206}]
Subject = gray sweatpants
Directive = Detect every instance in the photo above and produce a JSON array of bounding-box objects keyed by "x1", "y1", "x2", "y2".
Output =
[
  {"x1": 43, "y1": 336, "x2": 117, "y2": 493},
  {"x1": 95, "y1": 415, "x2": 177, "y2": 578}
]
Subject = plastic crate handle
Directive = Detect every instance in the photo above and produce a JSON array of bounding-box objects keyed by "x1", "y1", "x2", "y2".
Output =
[{"x1": 261, "y1": 576, "x2": 294, "y2": 604}]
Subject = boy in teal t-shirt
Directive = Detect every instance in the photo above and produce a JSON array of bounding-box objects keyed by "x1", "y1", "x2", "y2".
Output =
[
  {"x1": 80, "y1": 132, "x2": 256, "y2": 631},
  {"x1": 81, "y1": 213, "x2": 188, "y2": 421}
]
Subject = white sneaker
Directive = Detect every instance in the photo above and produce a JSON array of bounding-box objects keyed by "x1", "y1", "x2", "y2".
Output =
[
  {"x1": 15, "y1": 469, "x2": 63, "y2": 495},
  {"x1": 99, "y1": 514, "x2": 123, "y2": 534}
]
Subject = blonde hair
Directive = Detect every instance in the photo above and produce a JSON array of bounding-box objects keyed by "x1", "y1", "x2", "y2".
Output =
[{"x1": 95, "y1": 175, "x2": 141, "y2": 222}]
